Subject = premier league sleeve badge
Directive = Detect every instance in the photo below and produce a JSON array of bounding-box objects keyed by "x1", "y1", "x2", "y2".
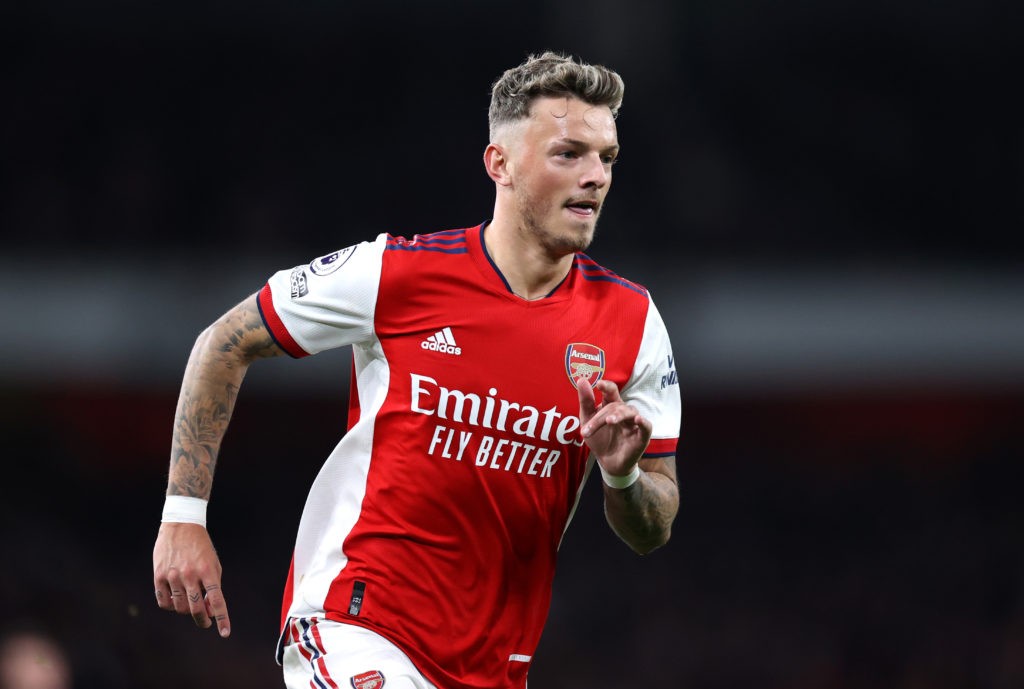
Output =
[{"x1": 310, "y1": 245, "x2": 357, "y2": 276}]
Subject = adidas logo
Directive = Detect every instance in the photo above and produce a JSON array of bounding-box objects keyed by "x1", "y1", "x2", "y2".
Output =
[{"x1": 421, "y1": 327, "x2": 462, "y2": 355}]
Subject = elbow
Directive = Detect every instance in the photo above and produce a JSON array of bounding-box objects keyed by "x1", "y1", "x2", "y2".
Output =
[
  {"x1": 192, "y1": 316, "x2": 254, "y2": 367},
  {"x1": 194, "y1": 323, "x2": 216, "y2": 349},
  {"x1": 192, "y1": 324, "x2": 231, "y2": 362},
  {"x1": 628, "y1": 526, "x2": 672, "y2": 556},
  {"x1": 187, "y1": 325, "x2": 216, "y2": 361}
]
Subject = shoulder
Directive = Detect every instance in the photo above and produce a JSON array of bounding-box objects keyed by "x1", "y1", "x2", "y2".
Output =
[
  {"x1": 573, "y1": 253, "x2": 650, "y2": 301},
  {"x1": 384, "y1": 227, "x2": 472, "y2": 255}
]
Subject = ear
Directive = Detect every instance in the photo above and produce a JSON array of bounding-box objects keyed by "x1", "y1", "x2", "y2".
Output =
[{"x1": 483, "y1": 143, "x2": 512, "y2": 186}]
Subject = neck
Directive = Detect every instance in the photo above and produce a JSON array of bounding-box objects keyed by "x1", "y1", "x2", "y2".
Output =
[{"x1": 483, "y1": 217, "x2": 575, "y2": 301}]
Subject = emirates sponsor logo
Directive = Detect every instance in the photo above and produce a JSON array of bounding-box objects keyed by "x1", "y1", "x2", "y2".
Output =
[
  {"x1": 410, "y1": 373, "x2": 584, "y2": 478},
  {"x1": 410, "y1": 373, "x2": 582, "y2": 446}
]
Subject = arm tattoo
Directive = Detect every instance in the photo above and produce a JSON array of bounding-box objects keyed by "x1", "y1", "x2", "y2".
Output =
[
  {"x1": 604, "y1": 457, "x2": 679, "y2": 554},
  {"x1": 167, "y1": 296, "x2": 283, "y2": 499}
]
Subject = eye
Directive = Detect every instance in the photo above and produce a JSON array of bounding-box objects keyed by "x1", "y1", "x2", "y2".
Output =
[
  {"x1": 557, "y1": 150, "x2": 579, "y2": 159},
  {"x1": 601, "y1": 154, "x2": 618, "y2": 165}
]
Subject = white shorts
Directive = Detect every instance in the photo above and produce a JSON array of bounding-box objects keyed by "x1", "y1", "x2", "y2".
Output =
[{"x1": 280, "y1": 618, "x2": 437, "y2": 689}]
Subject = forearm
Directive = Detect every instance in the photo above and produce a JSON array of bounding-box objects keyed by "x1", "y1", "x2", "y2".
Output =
[
  {"x1": 603, "y1": 458, "x2": 679, "y2": 555},
  {"x1": 167, "y1": 295, "x2": 282, "y2": 499}
]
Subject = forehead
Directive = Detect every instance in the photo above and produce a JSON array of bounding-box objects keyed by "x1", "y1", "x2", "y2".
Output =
[{"x1": 522, "y1": 96, "x2": 618, "y2": 147}]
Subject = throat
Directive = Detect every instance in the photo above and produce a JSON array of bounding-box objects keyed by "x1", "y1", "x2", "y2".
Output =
[
  {"x1": 514, "y1": 286, "x2": 555, "y2": 301},
  {"x1": 506, "y1": 265, "x2": 571, "y2": 300},
  {"x1": 481, "y1": 219, "x2": 574, "y2": 300}
]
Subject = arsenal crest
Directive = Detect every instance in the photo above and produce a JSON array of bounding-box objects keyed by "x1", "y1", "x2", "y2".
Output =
[
  {"x1": 351, "y1": 670, "x2": 385, "y2": 689},
  {"x1": 565, "y1": 343, "x2": 606, "y2": 388}
]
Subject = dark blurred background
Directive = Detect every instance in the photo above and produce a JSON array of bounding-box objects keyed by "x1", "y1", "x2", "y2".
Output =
[{"x1": 1, "y1": 1, "x2": 1022, "y2": 688}]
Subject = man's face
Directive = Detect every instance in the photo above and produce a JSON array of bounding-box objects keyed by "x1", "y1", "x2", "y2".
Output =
[{"x1": 504, "y1": 96, "x2": 619, "y2": 256}]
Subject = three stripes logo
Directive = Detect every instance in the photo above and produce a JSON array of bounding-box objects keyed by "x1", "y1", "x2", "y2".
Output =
[{"x1": 421, "y1": 327, "x2": 462, "y2": 355}]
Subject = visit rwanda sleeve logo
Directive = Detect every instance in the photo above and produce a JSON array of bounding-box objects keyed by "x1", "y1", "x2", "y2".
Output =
[
  {"x1": 662, "y1": 355, "x2": 678, "y2": 388},
  {"x1": 565, "y1": 343, "x2": 606, "y2": 389}
]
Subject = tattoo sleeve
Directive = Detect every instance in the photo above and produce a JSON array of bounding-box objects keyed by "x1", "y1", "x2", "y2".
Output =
[
  {"x1": 167, "y1": 294, "x2": 284, "y2": 499},
  {"x1": 603, "y1": 457, "x2": 679, "y2": 554}
]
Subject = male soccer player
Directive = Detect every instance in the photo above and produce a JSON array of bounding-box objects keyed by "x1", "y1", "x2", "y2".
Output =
[{"x1": 153, "y1": 51, "x2": 681, "y2": 689}]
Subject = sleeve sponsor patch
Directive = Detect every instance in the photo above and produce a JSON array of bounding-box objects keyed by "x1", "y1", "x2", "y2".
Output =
[
  {"x1": 661, "y1": 354, "x2": 678, "y2": 389},
  {"x1": 289, "y1": 267, "x2": 309, "y2": 298}
]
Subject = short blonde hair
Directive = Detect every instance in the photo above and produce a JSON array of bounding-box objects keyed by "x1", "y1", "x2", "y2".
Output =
[{"x1": 488, "y1": 51, "x2": 625, "y2": 140}]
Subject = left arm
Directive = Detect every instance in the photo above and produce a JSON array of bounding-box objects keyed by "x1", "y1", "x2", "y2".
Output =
[
  {"x1": 602, "y1": 456, "x2": 678, "y2": 554},
  {"x1": 579, "y1": 379, "x2": 679, "y2": 554}
]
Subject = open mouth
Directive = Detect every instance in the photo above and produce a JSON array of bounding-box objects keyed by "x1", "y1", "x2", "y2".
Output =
[{"x1": 565, "y1": 199, "x2": 599, "y2": 217}]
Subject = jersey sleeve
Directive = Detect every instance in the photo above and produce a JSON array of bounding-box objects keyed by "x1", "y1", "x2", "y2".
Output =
[
  {"x1": 622, "y1": 293, "x2": 681, "y2": 457},
  {"x1": 257, "y1": 234, "x2": 387, "y2": 357}
]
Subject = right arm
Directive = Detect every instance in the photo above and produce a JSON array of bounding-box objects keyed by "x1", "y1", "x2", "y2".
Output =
[{"x1": 152, "y1": 293, "x2": 285, "y2": 637}]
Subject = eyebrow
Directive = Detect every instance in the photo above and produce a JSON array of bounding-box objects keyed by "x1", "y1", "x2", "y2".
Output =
[{"x1": 557, "y1": 138, "x2": 620, "y2": 154}]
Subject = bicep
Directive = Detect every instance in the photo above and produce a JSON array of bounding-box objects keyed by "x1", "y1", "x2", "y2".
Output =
[{"x1": 203, "y1": 293, "x2": 287, "y2": 364}]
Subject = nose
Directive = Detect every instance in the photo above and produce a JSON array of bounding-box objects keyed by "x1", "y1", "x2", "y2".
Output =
[{"x1": 580, "y1": 152, "x2": 610, "y2": 189}]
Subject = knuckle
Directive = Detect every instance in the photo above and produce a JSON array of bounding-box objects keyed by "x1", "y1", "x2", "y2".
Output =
[{"x1": 194, "y1": 560, "x2": 217, "y2": 579}]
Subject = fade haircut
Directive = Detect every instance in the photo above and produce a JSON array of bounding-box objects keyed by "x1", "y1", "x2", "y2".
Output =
[{"x1": 488, "y1": 51, "x2": 625, "y2": 141}]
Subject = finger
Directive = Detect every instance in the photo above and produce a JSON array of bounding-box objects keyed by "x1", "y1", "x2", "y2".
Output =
[
  {"x1": 635, "y1": 412, "x2": 653, "y2": 436},
  {"x1": 203, "y1": 583, "x2": 231, "y2": 638},
  {"x1": 581, "y1": 403, "x2": 617, "y2": 438},
  {"x1": 583, "y1": 403, "x2": 644, "y2": 438},
  {"x1": 154, "y1": 581, "x2": 174, "y2": 611},
  {"x1": 593, "y1": 379, "x2": 622, "y2": 403},
  {"x1": 576, "y1": 377, "x2": 598, "y2": 419},
  {"x1": 166, "y1": 569, "x2": 191, "y2": 615},
  {"x1": 626, "y1": 412, "x2": 654, "y2": 445},
  {"x1": 153, "y1": 569, "x2": 173, "y2": 610},
  {"x1": 186, "y1": 584, "x2": 212, "y2": 629}
]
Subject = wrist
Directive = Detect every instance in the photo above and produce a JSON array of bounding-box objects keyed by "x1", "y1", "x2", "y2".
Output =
[
  {"x1": 161, "y1": 495, "x2": 208, "y2": 526},
  {"x1": 599, "y1": 463, "x2": 641, "y2": 489}
]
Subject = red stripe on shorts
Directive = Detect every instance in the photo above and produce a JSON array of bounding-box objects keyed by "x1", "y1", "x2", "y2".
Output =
[{"x1": 309, "y1": 620, "x2": 340, "y2": 689}]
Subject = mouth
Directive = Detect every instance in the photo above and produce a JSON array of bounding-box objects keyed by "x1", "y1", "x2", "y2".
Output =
[{"x1": 564, "y1": 198, "x2": 600, "y2": 218}]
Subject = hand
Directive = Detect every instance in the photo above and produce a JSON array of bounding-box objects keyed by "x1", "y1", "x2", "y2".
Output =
[
  {"x1": 153, "y1": 522, "x2": 231, "y2": 638},
  {"x1": 578, "y1": 378, "x2": 652, "y2": 477}
]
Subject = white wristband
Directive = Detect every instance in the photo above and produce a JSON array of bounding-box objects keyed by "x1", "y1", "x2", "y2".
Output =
[
  {"x1": 600, "y1": 464, "x2": 641, "y2": 489},
  {"x1": 161, "y1": 495, "x2": 208, "y2": 526}
]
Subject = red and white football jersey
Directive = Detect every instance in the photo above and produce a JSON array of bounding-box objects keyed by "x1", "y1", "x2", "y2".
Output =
[{"x1": 259, "y1": 223, "x2": 680, "y2": 689}]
